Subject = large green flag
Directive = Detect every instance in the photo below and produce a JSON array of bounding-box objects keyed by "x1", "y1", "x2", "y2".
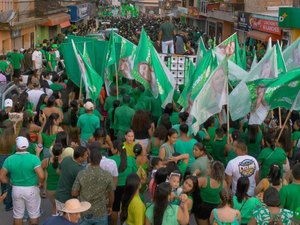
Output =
[
  {"x1": 191, "y1": 58, "x2": 228, "y2": 134},
  {"x1": 114, "y1": 33, "x2": 136, "y2": 80},
  {"x1": 178, "y1": 50, "x2": 217, "y2": 109},
  {"x1": 283, "y1": 37, "x2": 300, "y2": 72},
  {"x1": 230, "y1": 68, "x2": 300, "y2": 123},
  {"x1": 215, "y1": 33, "x2": 242, "y2": 67},
  {"x1": 243, "y1": 46, "x2": 278, "y2": 82},
  {"x1": 104, "y1": 31, "x2": 117, "y2": 94},
  {"x1": 79, "y1": 43, "x2": 103, "y2": 102},
  {"x1": 196, "y1": 36, "x2": 207, "y2": 66},
  {"x1": 132, "y1": 28, "x2": 175, "y2": 107}
]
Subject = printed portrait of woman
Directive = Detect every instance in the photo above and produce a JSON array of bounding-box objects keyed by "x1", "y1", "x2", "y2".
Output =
[
  {"x1": 119, "y1": 57, "x2": 133, "y2": 79},
  {"x1": 137, "y1": 62, "x2": 158, "y2": 96}
]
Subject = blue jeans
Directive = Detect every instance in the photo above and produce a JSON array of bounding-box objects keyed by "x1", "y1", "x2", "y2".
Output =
[{"x1": 80, "y1": 215, "x2": 108, "y2": 225}]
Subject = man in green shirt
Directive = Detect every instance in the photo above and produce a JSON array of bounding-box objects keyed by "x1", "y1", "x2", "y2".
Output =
[
  {"x1": 280, "y1": 163, "x2": 300, "y2": 212},
  {"x1": 46, "y1": 48, "x2": 57, "y2": 72},
  {"x1": 0, "y1": 136, "x2": 44, "y2": 225},
  {"x1": 77, "y1": 102, "x2": 100, "y2": 147},
  {"x1": 49, "y1": 73, "x2": 64, "y2": 92},
  {"x1": 211, "y1": 128, "x2": 227, "y2": 165},
  {"x1": 114, "y1": 94, "x2": 135, "y2": 138},
  {"x1": 158, "y1": 16, "x2": 176, "y2": 54},
  {"x1": 7, "y1": 49, "x2": 24, "y2": 82}
]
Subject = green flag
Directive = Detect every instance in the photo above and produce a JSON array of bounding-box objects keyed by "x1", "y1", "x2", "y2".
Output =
[
  {"x1": 196, "y1": 36, "x2": 207, "y2": 66},
  {"x1": 178, "y1": 50, "x2": 217, "y2": 109},
  {"x1": 266, "y1": 37, "x2": 272, "y2": 53},
  {"x1": 132, "y1": 28, "x2": 175, "y2": 107},
  {"x1": 79, "y1": 43, "x2": 103, "y2": 102},
  {"x1": 104, "y1": 31, "x2": 117, "y2": 94},
  {"x1": 191, "y1": 58, "x2": 228, "y2": 134},
  {"x1": 230, "y1": 67, "x2": 300, "y2": 123},
  {"x1": 283, "y1": 37, "x2": 300, "y2": 72},
  {"x1": 276, "y1": 41, "x2": 287, "y2": 74},
  {"x1": 215, "y1": 33, "x2": 242, "y2": 67},
  {"x1": 114, "y1": 32, "x2": 136, "y2": 80}
]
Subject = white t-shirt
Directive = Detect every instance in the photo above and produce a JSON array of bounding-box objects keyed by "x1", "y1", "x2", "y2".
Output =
[
  {"x1": 55, "y1": 50, "x2": 60, "y2": 59},
  {"x1": 225, "y1": 155, "x2": 259, "y2": 196},
  {"x1": 41, "y1": 87, "x2": 53, "y2": 97},
  {"x1": 100, "y1": 156, "x2": 118, "y2": 177},
  {"x1": 27, "y1": 89, "x2": 44, "y2": 109},
  {"x1": 32, "y1": 50, "x2": 43, "y2": 69}
]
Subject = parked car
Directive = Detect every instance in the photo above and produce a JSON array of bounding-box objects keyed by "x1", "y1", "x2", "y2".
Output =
[{"x1": 0, "y1": 82, "x2": 21, "y2": 109}]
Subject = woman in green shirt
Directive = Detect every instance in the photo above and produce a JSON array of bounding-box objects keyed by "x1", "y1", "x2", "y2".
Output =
[
  {"x1": 110, "y1": 140, "x2": 137, "y2": 225},
  {"x1": 190, "y1": 142, "x2": 212, "y2": 177},
  {"x1": 258, "y1": 133, "x2": 287, "y2": 179},
  {"x1": 148, "y1": 125, "x2": 167, "y2": 157},
  {"x1": 202, "y1": 117, "x2": 217, "y2": 154},
  {"x1": 145, "y1": 182, "x2": 189, "y2": 225},
  {"x1": 245, "y1": 125, "x2": 264, "y2": 158},
  {"x1": 195, "y1": 161, "x2": 227, "y2": 225},
  {"x1": 120, "y1": 173, "x2": 145, "y2": 225},
  {"x1": 233, "y1": 177, "x2": 262, "y2": 225}
]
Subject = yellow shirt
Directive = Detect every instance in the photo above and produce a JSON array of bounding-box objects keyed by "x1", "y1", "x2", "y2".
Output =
[
  {"x1": 123, "y1": 142, "x2": 135, "y2": 157},
  {"x1": 126, "y1": 195, "x2": 145, "y2": 225}
]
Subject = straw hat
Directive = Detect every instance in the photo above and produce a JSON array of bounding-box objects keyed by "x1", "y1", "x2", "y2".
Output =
[{"x1": 60, "y1": 199, "x2": 91, "y2": 214}]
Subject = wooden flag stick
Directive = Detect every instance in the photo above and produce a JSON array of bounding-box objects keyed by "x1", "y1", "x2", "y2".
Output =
[
  {"x1": 276, "y1": 91, "x2": 300, "y2": 143},
  {"x1": 279, "y1": 107, "x2": 282, "y2": 128}
]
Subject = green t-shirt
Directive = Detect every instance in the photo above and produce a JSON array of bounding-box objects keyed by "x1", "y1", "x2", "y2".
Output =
[
  {"x1": 174, "y1": 138, "x2": 197, "y2": 167},
  {"x1": 150, "y1": 95, "x2": 162, "y2": 118},
  {"x1": 160, "y1": 22, "x2": 176, "y2": 42},
  {"x1": 55, "y1": 156, "x2": 84, "y2": 203},
  {"x1": 41, "y1": 133, "x2": 57, "y2": 148},
  {"x1": 3, "y1": 152, "x2": 41, "y2": 186},
  {"x1": 114, "y1": 104, "x2": 135, "y2": 137},
  {"x1": 292, "y1": 131, "x2": 300, "y2": 154},
  {"x1": 233, "y1": 196, "x2": 262, "y2": 224},
  {"x1": 146, "y1": 204, "x2": 179, "y2": 225},
  {"x1": 78, "y1": 107, "x2": 102, "y2": 120},
  {"x1": 170, "y1": 112, "x2": 179, "y2": 126},
  {"x1": 109, "y1": 155, "x2": 137, "y2": 186},
  {"x1": 245, "y1": 131, "x2": 263, "y2": 158},
  {"x1": 258, "y1": 147, "x2": 286, "y2": 179},
  {"x1": 0, "y1": 60, "x2": 9, "y2": 73},
  {"x1": 77, "y1": 113, "x2": 100, "y2": 141},
  {"x1": 226, "y1": 150, "x2": 237, "y2": 166},
  {"x1": 280, "y1": 183, "x2": 300, "y2": 212},
  {"x1": 8, "y1": 52, "x2": 24, "y2": 69},
  {"x1": 49, "y1": 83, "x2": 64, "y2": 92},
  {"x1": 211, "y1": 138, "x2": 227, "y2": 165},
  {"x1": 177, "y1": 161, "x2": 188, "y2": 177},
  {"x1": 104, "y1": 95, "x2": 117, "y2": 111},
  {"x1": 203, "y1": 127, "x2": 216, "y2": 154},
  {"x1": 46, "y1": 52, "x2": 57, "y2": 72}
]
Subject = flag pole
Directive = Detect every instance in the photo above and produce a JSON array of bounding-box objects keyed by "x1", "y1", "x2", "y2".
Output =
[
  {"x1": 276, "y1": 91, "x2": 300, "y2": 143},
  {"x1": 79, "y1": 75, "x2": 83, "y2": 102},
  {"x1": 115, "y1": 63, "x2": 119, "y2": 100},
  {"x1": 279, "y1": 107, "x2": 282, "y2": 128},
  {"x1": 226, "y1": 58, "x2": 230, "y2": 144}
]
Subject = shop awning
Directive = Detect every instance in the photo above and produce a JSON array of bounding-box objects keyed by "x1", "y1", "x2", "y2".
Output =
[
  {"x1": 42, "y1": 13, "x2": 70, "y2": 27},
  {"x1": 247, "y1": 30, "x2": 282, "y2": 42},
  {"x1": 60, "y1": 21, "x2": 71, "y2": 28}
]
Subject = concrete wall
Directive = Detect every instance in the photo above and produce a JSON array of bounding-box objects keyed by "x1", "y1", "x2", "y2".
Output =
[{"x1": 245, "y1": 0, "x2": 292, "y2": 12}]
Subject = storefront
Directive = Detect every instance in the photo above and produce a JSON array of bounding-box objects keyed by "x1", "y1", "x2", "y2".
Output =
[
  {"x1": 278, "y1": 7, "x2": 300, "y2": 44},
  {"x1": 36, "y1": 13, "x2": 71, "y2": 42},
  {"x1": 206, "y1": 18, "x2": 234, "y2": 45},
  {"x1": 67, "y1": 3, "x2": 90, "y2": 24},
  {"x1": 236, "y1": 11, "x2": 283, "y2": 43}
]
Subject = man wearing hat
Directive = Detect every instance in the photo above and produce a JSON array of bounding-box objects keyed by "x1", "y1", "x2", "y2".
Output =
[
  {"x1": 77, "y1": 101, "x2": 100, "y2": 147},
  {"x1": 4, "y1": 98, "x2": 13, "y2": 113},
  {"x1": 43, "y1": 198, "x2": 91, "y2": 225},
  {"x1": 32, "y1": 44, "x2": 43, "y2": 72},
  {"x1": 0, "y1": 136, "x2": 44, "y2": 225}
]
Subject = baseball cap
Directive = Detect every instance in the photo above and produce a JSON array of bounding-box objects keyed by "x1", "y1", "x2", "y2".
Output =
[
  {"x1": 35, "y1": 43, "x2": 41, "y2": 48},
  {"x1": 4, "y1": 99, "x2": 13, "y2": 108},
  {"x1": 84, "y1": 102, "x2": 94, "y2": 111},
  {"x1": 52, "y1": 44, "x2": 58, "y2": 49},
  {"x1": 16, "y1": 136, "x2": 29, "y2": 150}
]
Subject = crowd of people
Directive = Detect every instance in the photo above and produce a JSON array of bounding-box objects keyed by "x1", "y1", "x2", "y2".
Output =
[{"x1": 0, "y1": 14, "x2": 299, "y2": 225}]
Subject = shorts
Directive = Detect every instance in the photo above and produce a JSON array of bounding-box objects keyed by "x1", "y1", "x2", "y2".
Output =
[
  {"x1": 112, "y1": 186, "x2": 125, "y2": 212},
  {"x1": 13, "y1": 69, "x2": 21, "y2": 78},
  {"x1": 194, "y1": 201, "x2": 218, "y2": 220},
  {"x1": 12, "y1": 186, "x2": 41, "y2": 219}
]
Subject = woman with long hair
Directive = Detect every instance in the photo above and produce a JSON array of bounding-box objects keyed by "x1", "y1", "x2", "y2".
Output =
[
  {"x1": 131, "y1": 110, "x2": 154, "y2": 151},
  {"x1": 145, "y1": 182, "x2": 189, "y2": 225},
  {"x1": 110, "y1": 140, "x2": 138, "y2": 225},
  {"x1": 181, "y1": 175, "x2": 201, "y2": 213},
  {"x1": 89, "y1": 128, "x2": 113, "y2": 156},
  {"x1": 159, "y1": 128, "x2": 178, "y2": 162},
  {"x1": 133, "y1": 143, "x2": 149, "y2": 192},
  {"x1": 249, "y1": 187, "x2": 293, "y2": 225},
  {"x1": 34, "y1": 93, "x2": 48, "y2": 125},
  {"x1": 120, "y1": 173, "x2": 145, "y2": 225},
  {"x1": 41, "y1": 143, "x2": 63, "y2": 215},
  {"x1": 255, "y1": 164, "x2": 287, "y2": 198},
  {"x1": 233, "y1": 177, "x2": 261, "y2": 225},
  {"x1": 209, "y1": 188, "x2": 241, "y2": 225},
  {"x1": 123, "y1": 129, "x2": 136, "y2": 157},
  {"x1": 258, "y1": 133, "x2": 287, "y2": 179},
  {"x1": 38, "y1": 113, "x2": 64, "y2": 158},
  {"x1": 22, "y1": 111, "x2": 41, "y2": 143},
  {"x1": 190, "y1": 142, "x2": 212, "y2": 177},
  {"x1": 42, "y1": 95, "x2": 63, "y2": 123},
  {"x1": 148, "y1": 125, "x2": 168, "y2": 157},
  {"x1": 245, "y1": 124, "x2": 264, "y2": 158},
  {"x1": 195, "y1": 161, "x2": 227, "y2": 225}
]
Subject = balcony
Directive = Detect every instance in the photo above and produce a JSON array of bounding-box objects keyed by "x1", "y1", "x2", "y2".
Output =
[{"x1": 35, "y1": 0, "x2": 68, "y2": 16}]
